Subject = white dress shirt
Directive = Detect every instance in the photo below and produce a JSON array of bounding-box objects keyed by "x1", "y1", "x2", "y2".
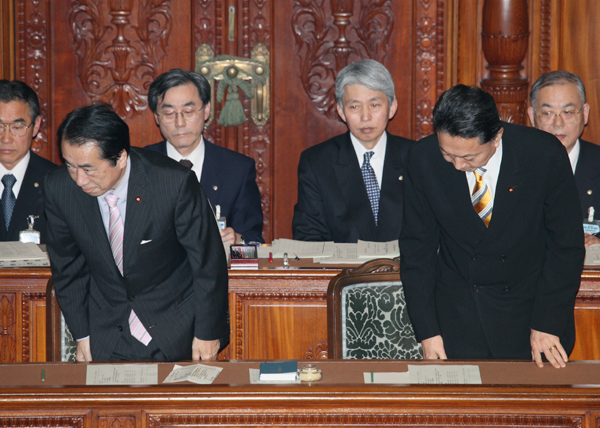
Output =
[
  {"x1": 97, "y1": 156, "x2": 131, "y2": 234},
  {"x1": 166, "y1": 137, "x2": 205, "y2": 182},
  {"x1": 568, "y1": 139, "x2": 581, "y2": 174},
  {"x1": 0, "y1": 151, "x2": 30, "y2": 198},
  {"x1": 350, "y1": 132, "x2": 387, "y2": 186},
  {"x1": 466, "y1": 139, "x2": 503, "y2": 201}
]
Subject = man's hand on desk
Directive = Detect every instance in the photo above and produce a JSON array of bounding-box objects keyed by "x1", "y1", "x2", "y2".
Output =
[
  {"x1": 584, "y1": 233, "x2": 600, "y2": 247},
  {"x1": 192, "y1": 337, "x2": 220, "y2": 361},
  {"x1": 220, "y1": 227, "x2": 243, "y2": 245},
  {"x1": 76, "y1": 338, "x2": 93, "y2": 362},
  {"x1": 530, "y1": 329, "x2": 567, "y2": 368},
  {"x1": 421, "y1": 335, "x2": 448, "y2": 360}
]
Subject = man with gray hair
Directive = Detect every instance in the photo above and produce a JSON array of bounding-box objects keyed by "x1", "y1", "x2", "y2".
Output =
[
  {"x1": 292, "y1": 59, "x2": 413, "y2": 242},
  {"x1": 527, "y1": 70, "x2": 600, "y2": 246}
]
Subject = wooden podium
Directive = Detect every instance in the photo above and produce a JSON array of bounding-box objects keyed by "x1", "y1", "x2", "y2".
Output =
[{"x1": 2, "y1": 265, "x2": 600, "y2": 362}]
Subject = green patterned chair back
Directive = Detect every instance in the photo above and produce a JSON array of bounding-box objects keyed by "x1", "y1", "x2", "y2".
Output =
[
  {"x1": 327, "y1": 258, "x2": 422, "y2": 360},
  {"x1": 46, "y1": 279, "x2": 77, "y2": 362}
]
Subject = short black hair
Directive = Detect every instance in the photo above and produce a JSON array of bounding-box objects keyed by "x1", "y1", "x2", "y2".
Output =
[
  {"x1": 148, "y1": 69, "x2": 210, "y2": 112},
  {"x1": 433, "y1": 84, "x2": 502, "y2": 144},
  {"x1": 57, "y1": 104, "x2": 130, "y2": 166},
  {"x1": 0, "y1": 79, "x2": 41, "y2": 121}
]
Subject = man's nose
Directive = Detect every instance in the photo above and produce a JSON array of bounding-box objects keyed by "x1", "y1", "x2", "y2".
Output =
[{"x1": 175, "y1": 112, "x2": 186, "y2": 128}]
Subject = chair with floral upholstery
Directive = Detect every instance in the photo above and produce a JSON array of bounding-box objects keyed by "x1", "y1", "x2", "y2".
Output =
[{"x1": 327, "y1": 257, "x2": 422, "y2": 359}]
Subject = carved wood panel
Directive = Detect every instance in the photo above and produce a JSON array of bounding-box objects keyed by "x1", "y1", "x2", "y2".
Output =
[
  {"x1": 68, "y1": 0, "x2": 172, "y2": 119},
  {"x1": 22, "y1": 292, "x2": 45, "y2": 362},
  {"x1": 0, "y1": 293, "x2": 16, "y2": 362},
  {"x1": 147, "y1": 413, "x2": 584, "y2": 427},
  {"x1": 0, "y1": 416, "x2": 85, "y2": 427},
  {"x1": 98, "y1": 415, "x2": 136, "y2": 428}
]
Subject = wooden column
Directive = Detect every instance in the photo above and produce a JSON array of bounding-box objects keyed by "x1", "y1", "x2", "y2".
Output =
[{"x1": 480, "y1": 0, "x2": 529, "y2": 125}]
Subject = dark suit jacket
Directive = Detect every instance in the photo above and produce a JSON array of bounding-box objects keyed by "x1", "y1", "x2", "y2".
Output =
[
  {"x1": 292, "y1": 131, "x2": 413, "y2": 243},
  {"x1": 145, "y1": 140, "x2": 264, "y2": 243},
  {"x1": 45, "y1": 148, "x2": 229, "y2": 361},
  {"x1": 0, "y1": 151, "x2": 55, "y2": 243},
  {"x1": 399, "y1": 122, "x2": 584, "y2": 360},
  {"x1": 574, "y1": 139, "x2": 600, "y2": 219}
]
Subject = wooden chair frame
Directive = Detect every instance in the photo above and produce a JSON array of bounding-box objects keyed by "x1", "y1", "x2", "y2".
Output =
[{"x1": 327, "y1": 257, "x2": 402, "y2": 359}]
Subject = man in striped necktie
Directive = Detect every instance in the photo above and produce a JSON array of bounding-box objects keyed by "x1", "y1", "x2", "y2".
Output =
[
  {"x1": 45, "y1": 104, "x2": 228, "y2": 362},
  {"x1": 400, "y1": 85, "x2": 584, "y2": 369}
]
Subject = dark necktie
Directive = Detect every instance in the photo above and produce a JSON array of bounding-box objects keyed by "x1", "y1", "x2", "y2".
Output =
[
  {"x1": 361, "y1": 151, "x2": 380, "y2": 224},
  {"x1": 1, "y1": 174, "x2": 17, "y2": 230},
  {"x1": 179, "y1": 159, "x2": 193, "y2": 169}
]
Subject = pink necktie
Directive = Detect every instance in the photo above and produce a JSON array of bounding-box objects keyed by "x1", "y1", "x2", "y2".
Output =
[{"x1": 105, "y1": 193, "x2": 152, "y2": 346}]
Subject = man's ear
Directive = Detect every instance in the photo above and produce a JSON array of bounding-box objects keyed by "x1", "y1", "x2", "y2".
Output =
[{"x1": 336, "y1": 103, "x2": 347, "y2": 123}]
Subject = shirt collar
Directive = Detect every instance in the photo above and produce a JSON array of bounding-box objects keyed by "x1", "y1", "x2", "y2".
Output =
[
  {"x1": 569, "y1": 139, "x2": 580, "y2": 174},
  {"x1": 166, "y1": 136, "x2": 205, "y2": 167},
  {"x1": 350, "y1": 131, "x2": 387, "y2": 162},
  {"x1": 99, "y1": 155, "x2": 131, "y2": 202}
]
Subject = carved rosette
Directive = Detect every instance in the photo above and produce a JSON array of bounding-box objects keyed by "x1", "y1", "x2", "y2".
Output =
[
  {"x1": 16, "y1": 0, "x2": 51, "y2": 158},
  {"x1": 0, "y1": 294, "x2": 16, "y2": 362},
  {"x1": 69, "y1": 0, "x2": 172, "y2": 118},
  {"x1": 98, "y1": 416, "x2": 136, "y2": 428},
  {"x1": 292, "y1": 0, "x2": 393, "y2": 120}
]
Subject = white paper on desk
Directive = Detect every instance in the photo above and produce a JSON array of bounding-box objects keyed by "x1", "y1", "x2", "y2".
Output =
[
  {"x1": 313, "y1": 243, "x2": 360, "y2": 263},
  {"x1": 363, "y1": 371, "x2": 410, "y2": 384},
  {"x1": 0, "y1": 242, "x2": 46, "y2": 261},
  {"x1": 585, "y1": 244, "x2": 600, "y2": 265},
  {"x1": 163, "y1": 364, "x2": 223, "y2": 384},
  {"x1": 86, "y1": 364, "x2": 158, "y2": 385},
  {"x1": 357, "y1": 240, "x2": 399, "y2": 258},
  {"x1": 271, "y1": 239, "x2": 334, "y2": 258},
  {"x1": 249, "y1": 368, "x2": 301, "y2": 384},
  {"x1": 408, "y1": 365, "x2": 482, "y2": 384}
]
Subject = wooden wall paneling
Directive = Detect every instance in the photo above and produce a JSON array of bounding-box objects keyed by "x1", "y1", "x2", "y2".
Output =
[
  {"x1": 23, "y1": 292, "x2": 45, "y2": 362},
  {"x1": 15, "y1": 0, "x2": 52, "y2": 161},
  {"x1": 450, "y1": 0, "x2": 484, "y2": 88},
  {"x1": 557, "y1": 0, "x2": 600, "y2": 145},
  {"x1": 273, "y1": 1, "x2": 420, "y2": 239},
  {"x1": 0, "y1": 292, "x2": 17, "y2": 362},
  {"x1": 0, "y1": 0, "x2": 15, "y2": 80}
]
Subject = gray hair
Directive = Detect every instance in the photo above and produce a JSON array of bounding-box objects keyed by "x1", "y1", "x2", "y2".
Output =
[
  {"x1": 335, "y1": 59, "x2": 395, "y2": 106},
  {"x1": 529, "y1": 70, "x2": 586, "y2": 110}
]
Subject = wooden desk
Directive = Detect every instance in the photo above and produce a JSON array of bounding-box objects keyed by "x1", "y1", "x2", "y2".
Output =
[
  {"x1": 2, "y1": 267, "x2": 600, "y2": 362},
  {"x1": 1, "y1": 360, "x2": 600, "y2": 427}
]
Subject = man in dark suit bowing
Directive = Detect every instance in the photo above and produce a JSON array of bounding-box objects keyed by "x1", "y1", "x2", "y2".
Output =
[
  {"x1": 527, "y1": 70, "x2": 600, "y2": 247},
  {"x1": 0, "y1": 80, "x2": 55, "y2": 243},
  {"x1": 292, "y1": 59, "x2": 413, "y2": 243},
  {"x1": 400, "y1": 85, "x2": 584, "y2": 368},
  {"x1": 45, "y1": 104, "x2": 228, "y2": 362},
  {"x1": 146, "y1": 69, "x2": 263, "y2": 245}
]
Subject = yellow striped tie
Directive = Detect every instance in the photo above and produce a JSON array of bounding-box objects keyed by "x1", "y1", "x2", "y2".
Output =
[{"x1": 472, "y1": 168, "x2": 492, "y2": 227}]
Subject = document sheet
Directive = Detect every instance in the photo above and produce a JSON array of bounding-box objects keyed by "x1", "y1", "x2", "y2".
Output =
[{"x1": 86, "y1": 364, "x2": 158, "y2": 385}]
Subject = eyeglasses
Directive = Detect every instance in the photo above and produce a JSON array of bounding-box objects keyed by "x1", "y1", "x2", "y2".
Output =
[
  {"x1": 535, "y1": 108, "x2": 582, "y2": 125},
  {"x1": 156, "y1": 107, "x2": 203, "y2": 124},
  {"x1": 0, "y1": 121, "x2": 34, "y2": 137}
]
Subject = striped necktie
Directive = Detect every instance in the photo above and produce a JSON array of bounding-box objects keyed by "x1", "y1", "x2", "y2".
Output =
[
  {"x1": 105, "y1": 193, "x2": 152, "y2": 346},
  {"x1": 472, "y1": 168, "x2": 492, "y2": 227}
]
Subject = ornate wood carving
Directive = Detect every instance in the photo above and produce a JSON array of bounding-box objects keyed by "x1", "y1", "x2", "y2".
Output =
[
  {"x1": 68, "y1": 0, "x2": 172, "y2": 119},
  {"x1": 194, "y1": 0, "x2": 215, "y2": 49},
  {"x1": 21, "y1": 292, "x2": 45, "y2": 362},
  {"x1": 242, "y1": 0, "x2": 272, "y2": 242},
  {"x1": 414, "y1": 0, "x2": 442, "y2": 140},
  {"x1": 147, "y1": 413, "x2": 583, "y2": 427},
  {"x1": 15, "y1": 0, "x2": 51, "y2": 159},
  {"x1": 304, "y1": 341, "x2": 328, "y2": 359},
  {"x1": 0, "y1": 293, "x2": 16, "y2": 362},
  {"x1": 98, "y1": 415, "x2": 136, "y2": 428},
  {"x1": 480, "y1": 0, "x2": 530, "y2": 125},
  {"x1": 539, "y1": 0, "x2": 552, "y2": 75},
  {"x1": 0, "y1": 416, "x2": 85, "y2": 427},
  {"x1": 292, "y1": 0, "x2": 393, "y2": 120}
]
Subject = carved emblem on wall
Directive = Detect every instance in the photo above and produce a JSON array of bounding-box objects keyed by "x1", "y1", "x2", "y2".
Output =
[
  {"x1": 304, "y1": 341, "x2": 328, "y2": 359},
  {"x1": 69, "y1": 0, "x2": 172, "y2": 118},
  {"x1": 292, "y1": 0, "x2": 393, "y2": 119}
]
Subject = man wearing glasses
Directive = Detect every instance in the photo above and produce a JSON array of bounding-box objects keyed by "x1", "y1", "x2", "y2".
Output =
[
  {"x1": 146, "y1": 69, "x2": 264, "y2": 245},
  {"x1": 0, "y1": 80, "x2": 55, "y2": 242},
  {"x1": 528, "y1": 71, "x2": 599, "y2": 246}
]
